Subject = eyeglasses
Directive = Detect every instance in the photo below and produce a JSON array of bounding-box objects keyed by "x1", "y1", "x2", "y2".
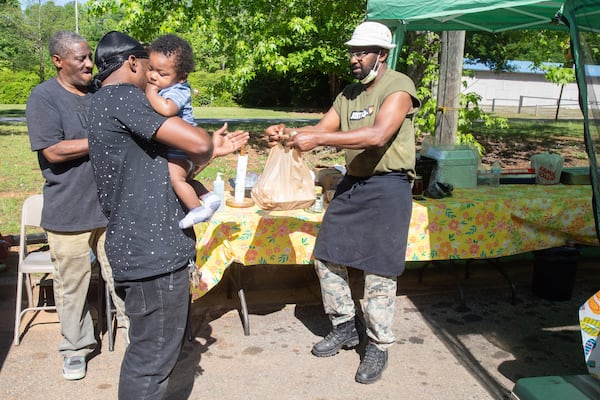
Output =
[{"x1": 348, "y1": 50, "x2": 373, "y2": 61}]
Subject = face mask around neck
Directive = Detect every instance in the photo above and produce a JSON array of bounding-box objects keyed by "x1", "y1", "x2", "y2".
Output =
[{"x1": 360, "y1": 52, "x2": 381, "y2": 85}]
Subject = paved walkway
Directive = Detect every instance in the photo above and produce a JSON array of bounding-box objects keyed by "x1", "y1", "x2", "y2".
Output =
[{"x1": 1, "y1": 249, "x2": 599, "y2": 399}]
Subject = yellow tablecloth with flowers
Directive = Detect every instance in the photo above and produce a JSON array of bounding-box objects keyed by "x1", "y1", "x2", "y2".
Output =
[{"x1": 191, "y1": 184, "x2": 599, "y2": 300}]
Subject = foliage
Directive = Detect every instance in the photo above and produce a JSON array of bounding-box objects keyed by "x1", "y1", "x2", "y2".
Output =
[
  {"x1": 22, "y1": 2, "x2": 82, "y2": 81},
  {"x1": 542, "y1": 64, "x2": 575, "y2": 86},
  {"x1": 401, "y1": 32, "x2": 508, "y2": 153},
  {"x1": 465, "y1": 30, "x2": 570, "y2": 71},
  {"x1": 0, "y1": 1, "x2": 37, "y2": 71},
  {"x1": 88, "y1": 0, "x2": 366, "y2": 102},
  {"x1": 238, "y1": 70, "x2": 338, "y2": 110},
  {"x1": 397, "y1": 31, "x2": 440, "y2": 88},
  {"x1": 457, "y1": 91, "x2": 508, "y2": 155},
  {"x1": 187, "y1": 70, "x2": 237, "y2": 107},
  {"x1": 0, "y1": 1, "x2": 120, "y2": 82},
  {"x1": 414, "y1": 87, "x2": 508, "y2": 156},
  {"x1": 580, "y1": 31, "x2": 600, "y2": 64},
  {"x1": 0, "y1": 1, "x2": 564, "y2": 149},
  {"x1": 0, "y1": 70, "x2": 39, "y2": 103}
]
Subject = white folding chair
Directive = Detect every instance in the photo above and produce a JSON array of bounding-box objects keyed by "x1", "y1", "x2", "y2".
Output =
[{"x1": 13, "y1": 194, "x2": 56, "y2": 345}]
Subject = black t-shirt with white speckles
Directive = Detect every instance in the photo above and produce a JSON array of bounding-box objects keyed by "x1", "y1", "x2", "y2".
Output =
[{"x1": 88, "y1": 83, "x2": 194, "y2": 281}]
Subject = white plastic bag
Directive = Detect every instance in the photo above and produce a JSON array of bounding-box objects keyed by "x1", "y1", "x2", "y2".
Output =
[
  {"x1": 251, "y1": 143, "x2": 316, "y2": 210},
  {"x1": 530, "y1": 152, "x2": 564, "y2": 185}
]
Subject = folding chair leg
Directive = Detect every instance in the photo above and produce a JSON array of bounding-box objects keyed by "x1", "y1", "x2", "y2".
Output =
[
  {"x1": 13, "y1": 274, "x2": 24, "y2": 346},
  {"x1": 97, "y1": 274, "x2": 103, "y2": 341}
]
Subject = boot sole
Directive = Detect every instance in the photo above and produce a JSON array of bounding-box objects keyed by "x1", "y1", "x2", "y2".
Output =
[{"x1": 311, "y1": 336, "x2": 360, "y2": 357}]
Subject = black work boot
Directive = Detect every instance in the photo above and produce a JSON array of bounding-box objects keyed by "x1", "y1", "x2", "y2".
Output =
[
  {"x1": 311, "y1": 319, "x2": 359, "y2": 357},
  {"x1": 355, "y1": 342, "x2": 388, "y2": 384}
]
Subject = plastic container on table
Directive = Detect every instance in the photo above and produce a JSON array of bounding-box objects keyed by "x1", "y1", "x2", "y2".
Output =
[
  {"x1": 420, "y1": 145, "x2": 479, "y2": 188},
  {"x1": 490, "y1": 161, "x2": 501, "y2": 187},
  {"x1": 213, "y1": 173, "x2": 225, "y2": 211}
]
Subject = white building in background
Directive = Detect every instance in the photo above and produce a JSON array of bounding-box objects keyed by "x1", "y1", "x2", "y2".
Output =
[{"x1": 461, "y1": 60, "x2": 600, "y2": 114}]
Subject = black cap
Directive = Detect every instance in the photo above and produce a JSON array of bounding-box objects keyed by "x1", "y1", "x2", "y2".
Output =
[{"x1": 94, "y1": 31, "x2": 148, "y2": 82}]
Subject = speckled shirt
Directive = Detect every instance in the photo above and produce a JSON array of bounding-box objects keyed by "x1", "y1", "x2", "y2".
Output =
[{"x1": 88, "y1": 83, "x2": 194, "y2": 281}]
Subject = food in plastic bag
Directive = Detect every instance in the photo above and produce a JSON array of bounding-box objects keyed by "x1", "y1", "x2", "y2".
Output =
[
  {"x1": 251, "y1": 143, "x2": 316, "y2": 210},
  {"x1": 530, "y1": 152, "x2": 564, "y2": 185}
]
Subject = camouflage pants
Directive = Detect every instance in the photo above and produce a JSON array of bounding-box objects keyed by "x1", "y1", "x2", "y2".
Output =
[{"x1": 314, "y1": 259, "x2": 397, "y2": 349}]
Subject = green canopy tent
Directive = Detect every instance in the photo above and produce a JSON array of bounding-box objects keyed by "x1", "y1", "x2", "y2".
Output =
[{"x1": 367, "y1": 0, "x2": 600, "y2": 242}]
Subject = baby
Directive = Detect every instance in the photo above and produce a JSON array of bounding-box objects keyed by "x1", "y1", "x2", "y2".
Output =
[{"x1": 145, "y1": 34, "x2": 220, "y2": 229}]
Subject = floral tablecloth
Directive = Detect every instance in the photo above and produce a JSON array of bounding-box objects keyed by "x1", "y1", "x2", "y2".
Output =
[{"x1": 192, "y1": 184, "x2": 598, "y2": 300}]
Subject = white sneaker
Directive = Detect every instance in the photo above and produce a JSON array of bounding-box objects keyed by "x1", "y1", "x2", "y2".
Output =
[{"x1": 63, "y1": 356, "x2": 86, "y2": 380}]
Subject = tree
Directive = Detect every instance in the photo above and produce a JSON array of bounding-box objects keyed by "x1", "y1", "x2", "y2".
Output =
[
  {"x1": 89, "y1": 0, "x2": 366, "y2": 102},
  {"x1": 542, "y1": 64, "x2": 575, "y2": 120},
  {"x1": 464, "y1": 30, "x2": 569, "y2": 71},
  {"x1": 0, "y1": 0, "x2": 37, "y2": 71},
  {"x1": 398, "y1": 30, "x2": 507, "y2": 149},
  {"x1": 20, "y1": 2, "x2": 82, "y2": 81},
  {"x1": 434, "y1": 31, "x2": 465, "y2": 145}
]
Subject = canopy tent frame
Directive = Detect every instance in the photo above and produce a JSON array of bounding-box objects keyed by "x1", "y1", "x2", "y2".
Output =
[{"x1": 366, "y1": 0, "x2": 600, "y2": 242}]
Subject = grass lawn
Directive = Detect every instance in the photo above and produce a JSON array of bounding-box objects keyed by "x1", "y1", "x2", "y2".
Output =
[
  {"x1": 0, "y1": 105, "x2": 322, "y2": 236},
  {"x1": 0, "y1": 104, "x2": 590, "y2": 236}
]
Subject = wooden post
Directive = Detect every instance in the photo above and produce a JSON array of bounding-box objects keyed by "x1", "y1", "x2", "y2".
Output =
[
  {"x1": 518, "y1": 96, "x2": 524, "y2": 114},
  {"x1": 434, "y1": 31, "x2": 465, "y2": 145}
]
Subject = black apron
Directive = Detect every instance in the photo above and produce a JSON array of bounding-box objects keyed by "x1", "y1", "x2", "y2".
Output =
[{"x1": 313, "y1": 172, "x2": 412, "y2": 276}]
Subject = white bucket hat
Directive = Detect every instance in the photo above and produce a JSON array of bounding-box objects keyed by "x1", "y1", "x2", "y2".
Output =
[{"x1": 344, "y1": 21, "x2": 396, "y2": 49}]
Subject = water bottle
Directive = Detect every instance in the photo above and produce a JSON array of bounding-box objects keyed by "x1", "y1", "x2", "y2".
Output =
[
  {"x1": 213, "y1": 172, "x2": 225, "y2": 211},
  {"x1": 490, "y1": 161, "x2": 501, "y2": 187},
  {"x1": 308, "y1": 186, "x2": 324, "y2": 213}
]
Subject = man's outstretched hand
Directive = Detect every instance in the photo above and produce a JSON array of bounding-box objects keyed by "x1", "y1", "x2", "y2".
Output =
[{"x1": 212, "y1": 122, "x2": 250, "y2": 158}]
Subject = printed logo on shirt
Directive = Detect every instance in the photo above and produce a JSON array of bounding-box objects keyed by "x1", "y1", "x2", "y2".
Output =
[{"x1": 349, "y1": 106, "x2": 375, "y2": 121}]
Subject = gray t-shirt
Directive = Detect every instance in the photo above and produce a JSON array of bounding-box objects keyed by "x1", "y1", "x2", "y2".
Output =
[
  {"x1": 88, "y1": 83, "x2": 194, "y2": 281},
  {"x1": 26, "y1": 78, "x2": 107, "y2": 231}
]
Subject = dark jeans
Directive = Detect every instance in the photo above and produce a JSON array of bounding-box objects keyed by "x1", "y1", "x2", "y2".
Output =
[{"x1": 116, "y1": 266, "x2": 189, "y2": 400}]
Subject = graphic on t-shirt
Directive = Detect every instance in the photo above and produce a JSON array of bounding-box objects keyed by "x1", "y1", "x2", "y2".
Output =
[{"x1": 349, "y1": 106, "x2": 374, "y2": 121}]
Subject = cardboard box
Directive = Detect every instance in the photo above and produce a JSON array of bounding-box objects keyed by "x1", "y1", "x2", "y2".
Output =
[
  {"x1": 421, "y1": 145, "x2": 479, "y2": 188},
  {"x1": 560, "y1": 167, "x2": 598, "y2": 185},
  {"x1": 314, "y1": 167, "x2": 343, "y2": 192}
]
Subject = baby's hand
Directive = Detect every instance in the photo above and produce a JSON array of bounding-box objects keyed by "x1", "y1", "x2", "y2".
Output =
[{"x1": 145, "y1": 81, "x2": 160, "y2": 95}]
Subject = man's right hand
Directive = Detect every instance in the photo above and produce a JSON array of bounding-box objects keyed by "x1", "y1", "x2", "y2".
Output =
[{"x1": 264, "y1": 123, "x2": 287, "y2": 147}]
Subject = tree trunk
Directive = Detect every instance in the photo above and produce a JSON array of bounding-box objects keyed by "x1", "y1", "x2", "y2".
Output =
[{"x1": 434, "y1": 31, "x2": 465, "y2": 145}]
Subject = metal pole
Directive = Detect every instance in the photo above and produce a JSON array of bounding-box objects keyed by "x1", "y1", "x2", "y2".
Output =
[
  {"x1": 38, "y1": 0, "x2": 43, "y2": 83},
  {"x1": 555, "y1": 83, "x2": 564, "y2": 121},
  {"x1": 75, "y1": 0, "x2": 79, "y2": 33}
]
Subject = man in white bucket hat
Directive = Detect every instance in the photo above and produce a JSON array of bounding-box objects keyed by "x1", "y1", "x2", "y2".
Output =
[
  {"x1": 345, "y1": 20, "x2": 397, "y2": 48},
  {"x1": 265, "y1": 21, "x2": 420, "y2": 384}
]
